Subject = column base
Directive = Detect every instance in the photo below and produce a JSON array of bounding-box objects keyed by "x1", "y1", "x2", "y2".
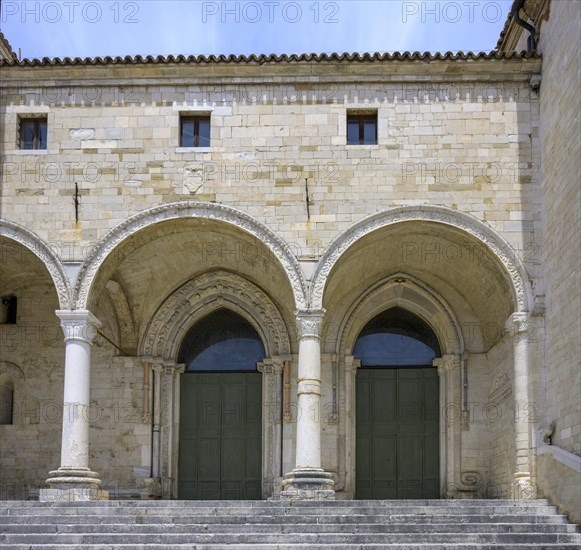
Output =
[
  {"x1": 280, "y1": 468, "x2": 335, "y2": 500},
  {"x1": 40, "y1": 468, "x2": 108, "y2": 502},
  {"x1": 511, "y1": 472, "x2": 536, "y2": 500},
  {"x1": 140, "y1": 477, "x2": 162, "y2": 499}
]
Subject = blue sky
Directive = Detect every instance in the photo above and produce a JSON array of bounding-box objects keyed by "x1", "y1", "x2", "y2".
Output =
[{"x1": 0, "y1": 1, "x2": 513, "y2": 59}]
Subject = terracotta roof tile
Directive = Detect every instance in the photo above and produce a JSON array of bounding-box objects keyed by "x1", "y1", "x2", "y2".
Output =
[{"x1": 0, "y1": 50, "x2": 540, "y2": 67}]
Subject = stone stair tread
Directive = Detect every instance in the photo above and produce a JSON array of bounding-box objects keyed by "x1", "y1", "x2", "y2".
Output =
[
  {"x1": 1, "y1": 499, "x2": 577, "y2": 549},
  {"x1": 2, "y1": 545, "x2": 581, "y2": 550},
  {"x1": 1, "y1": 522, "x2": 578, "y2": 533},
  {"x1": 3, "y1": 533, "x2": 581, "y2": 544},
  {"x1": 0, "y1": 499, "x2": 552, "y2": 505},
  {"x1": 0, "y1": 514, "x2": 572, "y2": 525},
  {"x1": 0, "y1": 507, "x2": 561, "y2": 516}
]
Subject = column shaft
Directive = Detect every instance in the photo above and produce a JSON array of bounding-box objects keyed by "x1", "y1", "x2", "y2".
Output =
[
  {"x1": 506, "y1": 312, "x2": 534, "y2": 499},
  {"x1": 60, "y1": 338, "x2": 91, "y2": 469},
  {"x1": 41, "y1": 310, "x2": 107, "y2": 502},
  {"x1": 280, "y1": 310, "x2": 334, "y2": 500},
  {"x1": 295, "y1": 336, "x2": 322, "y2": 469}
]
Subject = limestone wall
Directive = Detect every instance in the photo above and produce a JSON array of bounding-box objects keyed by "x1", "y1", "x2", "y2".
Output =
[
  {"x1": 487, "y1": 335, "x2": 516, "y2": 498},
  {"x1": 538, "y1": 0, "x2": 581, "y2": 456},
  {"x1": 533, "y1": 0, "x2": 581, "y2": 520},
  {"x1": 0, "y1": 63, "x2": 542, "y2": 280},
  {"x1": 0, "y1": 252, "x2": 63, "y2": 499},
  {"x1": 0, "y1": 57, "x2": 545, "y2": 498}
]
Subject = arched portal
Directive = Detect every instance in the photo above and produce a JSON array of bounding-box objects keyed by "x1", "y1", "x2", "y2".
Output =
[
  {"x1": 141, "y1": 271, "x2": 290, "y2": 499},
  {"x1": 178, "y1": 309, "x2": 264, "y2": 500},
  {"x1": 354, "y1": 307, "x2": 441, "y2": 499}
]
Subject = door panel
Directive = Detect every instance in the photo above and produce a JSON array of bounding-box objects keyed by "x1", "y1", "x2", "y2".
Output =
[
  {"x1": 356, "y1": 367, "x2": 439, "y2": 499},
  {"x1": 179, "y1": 372, "x2": 262, "y2": 499}
]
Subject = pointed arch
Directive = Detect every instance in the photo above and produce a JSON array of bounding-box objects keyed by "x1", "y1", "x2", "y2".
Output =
[
  {"x1": 140, "y1": 270, "x2": 291, "y2": 361},
  {"x1": 338, "y1": 272, "x2": 464, "y2": 358}
]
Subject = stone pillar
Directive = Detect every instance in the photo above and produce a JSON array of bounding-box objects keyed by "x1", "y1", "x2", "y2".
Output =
[
  {"x1": 281, "y1": 310, "x2": 335, "y2": 500},
  {"x1": 345, "y1": 355, "x2": 361, "y2": 498},
  {"x1": 41, "y1": 310, "x2": 108, "y2": 501},
  {"x1": 434, "y1": 354, "x2": 461, "y2": 498},
  {"x1": 506, "y1": 312, "x2": 534, "y2": 499},
  {"x1": 148, "y1": 360, "x2": 184, "y2": 499},
  {"x1": 258, "y1": 359, "x2": 284, "y2": 498}
]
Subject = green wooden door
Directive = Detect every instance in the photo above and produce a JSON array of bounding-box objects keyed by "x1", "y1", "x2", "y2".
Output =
[
  {"x1": 356, "y1": 367, "x2": 439, "y2": 499},
  {"x1": 178, "y1": 372, "x2": 262, "y2": 499}
]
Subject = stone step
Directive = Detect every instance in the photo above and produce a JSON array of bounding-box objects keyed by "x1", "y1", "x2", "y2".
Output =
[
  {"x1": 0, "y1": 499, "x2": 552, "y2": 507},
  {"x1": 1, "y1": 521, "x2": 578, "y2": 534},
  {"x1": 2, "y1": 546, "x2": 581, "y2": 550},
  {"x1": 0, "y1": 513, "x2": 571, "y2": 525},
  {"x1": 0, "y1": 505, "x2": 561, "y2": 516},
  {"x1": 2, "y1": 499, "x2": 577, "y2": 549},
  {"x1": 2, "y1": 533, "x2": 581, "y2": 544}
]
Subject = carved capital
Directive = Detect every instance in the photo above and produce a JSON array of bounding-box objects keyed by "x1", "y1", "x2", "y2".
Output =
[
  {"x1": 175, "y1": 363, "x2": 186, "y2": 374},
  {"x1": 344, "y1": 356, "x2": 362, "y2": 374},
  {"x1": 295, "y1": 309, "x2": 326, "y2": 339},
  {"x1": 56, "y1": 310, "x2": 102, "y2": 344},
  {"x1": 505, "y1": 311, "x2": 529, "y2": 335},
  {"x1": 151, "y1": 360, "x2": 164, "y2": 374},
  {"x1": 433, "y1": 354, "x2": 461, "y2": 375},
  {"x1": 257, "y1": 362, "x2": 273, "y2": 374}
]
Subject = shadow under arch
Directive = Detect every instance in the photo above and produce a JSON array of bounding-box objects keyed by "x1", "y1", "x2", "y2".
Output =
[
  {"x1": 310, "y1": 205, "x2": 533, "y2": 313},
  {"x1": 73, "y1": 201, "x2": 307, "y2": 311},
  {"x1": 0, "y1": 219, "x2": 72, "y2": 308}
]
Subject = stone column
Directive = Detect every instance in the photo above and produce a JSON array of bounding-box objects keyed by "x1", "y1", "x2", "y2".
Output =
[
  {"x1": 281, "y1": 310, "x2": 335, "y2": 499},
  {"x1": 344, "y1": 355, "x2": 361, "y2": 498},
  {"x1": 41, "y1": 310, "x2": 107, "y2": 501},
  {"x1": 506, "y1": 312, "x2": 534, "y2": 499},
  {"x1": 150, "y1": 360, "x2": 184, "y2": 499},
  {"x1": 434, "y1": 354, "x2": 461, "y2": 498},
  {"x1": 257, "y1": 359, "x2": 284, "y2": 498}
]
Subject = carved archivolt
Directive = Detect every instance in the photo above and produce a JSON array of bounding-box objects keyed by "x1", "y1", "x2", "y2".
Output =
[
  {"x1": 310, "y1": 206, "x2": 533, "y2": 312},
  {"x1": 0, "y1": 219, "x2": 72, "y2": 308},
  {"x1": 141, "y1": 270, "x2": 291, "y2": 359},
  {"x1": 0, "y1": 361, "x2": 25, "y2": 381},
  {"x1": 338, "y1": 273, "x2": 464, "y2": 357},
  {"x1": 73, "y1": 201, "x2": 308, "y2": 310}
]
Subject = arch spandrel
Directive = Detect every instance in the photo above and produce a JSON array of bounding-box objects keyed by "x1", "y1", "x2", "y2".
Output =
[
  {"x1": 310, "y1": 206, "x2": 533, "y2": 313},
  {"x1": 0, "y1": 219, "x2": 72, "y2": 309},
  {"x1": 73, "y1": 202, "x2": 307, "y2": 311}
]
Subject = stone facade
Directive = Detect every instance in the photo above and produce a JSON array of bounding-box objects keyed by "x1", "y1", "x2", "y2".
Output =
[{"x1": 0, "y1": 0, "x2": 578, "y2": 521}]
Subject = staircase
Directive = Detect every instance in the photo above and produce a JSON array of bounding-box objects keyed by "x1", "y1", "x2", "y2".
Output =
[{"x1": 1, "y1": 499, "x2": 579, "y2": 549}]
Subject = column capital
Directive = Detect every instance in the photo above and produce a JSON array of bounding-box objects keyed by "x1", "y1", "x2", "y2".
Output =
[
  {"x1": 56, "y1": 310, "x2": 102, "y2": 344},
  {"x1": 433, "y1": 354, "x2": 461, "y2": 376},
  {"x1": 258, "y1": 358, "x2": 285, "y2": 375},
  {"x1": 505, "y1": 311, "x2": 530, "y2": 335},
  {"x1": 295, "y1": 309, "x2": 326, "y2": 339},
  {"x1": 344, "y1": 356, "x2": 362, "y2": 374}
]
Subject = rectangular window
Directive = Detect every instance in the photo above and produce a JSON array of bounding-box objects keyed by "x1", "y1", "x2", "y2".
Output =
[
  {"x1": 19, "y1": 117, "x2": 47, "y2": 150},
  {"x1": 180, "y1": 116, "x2": 211, "y2": 147},
  {"x1": 347, "y1": 113, "x2": 377, "y2": 145}
]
